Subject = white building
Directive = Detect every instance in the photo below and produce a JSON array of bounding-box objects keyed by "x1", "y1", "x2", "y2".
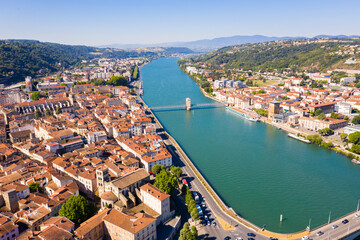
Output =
[{"x1": 335, "y1": 102, "x2": 352, "y2": 115}]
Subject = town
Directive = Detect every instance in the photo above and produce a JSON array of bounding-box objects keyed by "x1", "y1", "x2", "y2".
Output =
[{"x1": 0, "y1": 57, "x2": 207, "y2": 240}]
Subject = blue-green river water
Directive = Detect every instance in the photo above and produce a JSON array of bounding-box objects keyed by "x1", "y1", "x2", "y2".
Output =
[{"x1": 141, "y1": 57, "x2": 360, "y2": 233}]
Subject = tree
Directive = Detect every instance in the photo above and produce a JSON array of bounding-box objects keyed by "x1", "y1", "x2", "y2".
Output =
[
  {"x1": 56, "y1": 106, "x2": 62, "y2": 114},
  {"x1": 45, "y1": 108, "x2": 51, "y2": 116},
  {"x1": 330, "y1": 112, "x2": 339, "y2": 119},
  {"x1": 170, "y1": 166, "x2": 182, "y2": 178},
  {"x1": 152, "y1": 164, "x2": 165, "y2": 175},
  {"x1": 340, "y1": 133, "x2": 348, "y2": 142},
  {"x1": 153, "y1": 170, "x2": 178, "y2": 194},
  {"x1": 348, "y1": 132, "x2": 360, "y2": 144},
  {"x1": 108, "y1": 76, "x2": 127, "y2": 86},
  {"x1": 314, "y1": 109, "x2": 324, "y2": 116},
  {"x1": 59, "y1": 195, "x2": 98, "y2": 226},
  {"x1": 321, "y1": 141, "x2": 334, "y2": 149},
  {"x1": 352, "y1": 115, "x2": 360, "y2": 125},
  {"x1": 317, "y1": 113, "x2": 327, "y2": 121},
  {"x1": 29, "y1": 182, "x2": 40, "y2": 193},
  {"x1": 318, "y1": 128, "x2": 333, "y2": 136},
  {"x1": 191, "y1": 226, "x2": 198, "y2": 239},
  {"x1": 31, "y1": 91, "x2": 43, "y2": 101},
  {"x1": 306, "y1": 134, "x2": 323, "y2": 145},
  {"x1": 351, "y1": 144, "x2": 360, "y2": 154},
  {"x1": 191, "y1": 208, "x2": 200, "y2": 221},
  {"x1": 179, "y1": 222, "x2": 198, "y2": 240},
  {"x1": 35, "y1": 109, "x2": 42, "y2": 119}
]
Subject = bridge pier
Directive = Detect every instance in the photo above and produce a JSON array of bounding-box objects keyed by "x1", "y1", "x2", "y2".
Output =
[{"x1": 186, "y1": 98, "x2": 191, "y2": 111}]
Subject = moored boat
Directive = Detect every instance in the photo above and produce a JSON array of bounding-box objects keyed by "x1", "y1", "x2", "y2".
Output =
[
  {"x1": 288, "y1": 133, "x2": 311, "y2": 144},
  {"x1": 226, "y1": 107, "x2": 259, "y2": 122}
]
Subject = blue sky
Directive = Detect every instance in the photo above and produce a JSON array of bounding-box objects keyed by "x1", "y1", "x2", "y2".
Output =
[{"x1": 0, "y1": 0, "x2": 359, "y2": 46}]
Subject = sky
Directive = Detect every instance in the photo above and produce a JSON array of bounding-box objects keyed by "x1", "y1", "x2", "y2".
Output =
[{"x1": 0, "y1": 0, "x2": 360, "y2": 46}]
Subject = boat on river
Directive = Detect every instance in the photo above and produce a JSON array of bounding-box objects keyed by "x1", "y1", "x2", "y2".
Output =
[
  {"x1": 352, "y1": 159, "x2": 360, "y2": 164},
  {"x1": 288, "y1": 133, "x2": 311, "y2": 144},
  {"x1": 226, "y1": 107, "x2": 259, "y2": 122}
]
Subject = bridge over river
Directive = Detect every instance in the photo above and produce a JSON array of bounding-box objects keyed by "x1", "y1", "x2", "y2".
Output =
[{"x1": 149, "y1": 97, "x2": 226, "y2": 111}]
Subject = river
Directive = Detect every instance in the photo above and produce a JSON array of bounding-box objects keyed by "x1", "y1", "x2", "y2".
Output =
[{"x1": 141, "y1": 57, "x2": 360, "y2": 233}]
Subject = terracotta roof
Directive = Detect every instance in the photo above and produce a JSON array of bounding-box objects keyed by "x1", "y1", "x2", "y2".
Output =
[
  {"x1": 75, "y1": 209, "x2": 109, "y2": 238},
  {"x1": 103, "y1": 209, "x2": 155, "y2": 234},
  {"x1": 100, "y1": 191, "x2": 117, "y2": 201},
  {"x1": 140, "y1": 183, "x2": 170, "y2": 201}
]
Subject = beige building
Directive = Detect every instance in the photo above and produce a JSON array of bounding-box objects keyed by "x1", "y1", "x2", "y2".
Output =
[
  {"x1": 140, "y1": 183, "x2": 171, "y2": 225},
  {"x1": 299, "y1": 117, "x2": 347, "y2": 131},
  {"x1": 103, "y1": 209, "x2": 156, "y2": 240}
]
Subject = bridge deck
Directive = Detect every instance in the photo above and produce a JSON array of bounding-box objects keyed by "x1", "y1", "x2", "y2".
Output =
[{"x1": 150, "y1": 102, "x2": 225, "y2": 110}]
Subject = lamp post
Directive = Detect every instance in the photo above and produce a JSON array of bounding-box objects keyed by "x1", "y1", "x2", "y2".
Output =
[{"x1": 328, "y1": 211, "x2": 331, "y2": 225}]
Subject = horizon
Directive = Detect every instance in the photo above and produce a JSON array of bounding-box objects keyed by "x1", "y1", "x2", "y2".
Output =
[{"x1": 1, "y1": 0, "x2": 360, "y2": 46}]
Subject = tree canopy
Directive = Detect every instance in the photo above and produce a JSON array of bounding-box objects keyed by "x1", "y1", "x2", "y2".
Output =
[
  {"x1": 31, "y1": 91, "x2": 44, "y2": 101},
  {"x1": 348, "y1": 132, "x2": 360, "y2": 144},
  {"x1": 153, "y1": 169, "x2": 178, "y2": 194},
  {"x1": 170, "y1": 166, "x2": 182, "y2": 178},
  {"x1": 179, "y1": 222, "x2": 198, "y2": 240},
  {"x1": 352, "y1": 115, "x2": 360, "y2": 125},
  {"x1": 59, "y1": 195, "x2": 98, "y2": 226},
  {"x1": 152, "y1": 164, "x2": 165, "y2": 175},
  {"x1": 108, "y1": 76, "x2": 127, "y2": 86}
]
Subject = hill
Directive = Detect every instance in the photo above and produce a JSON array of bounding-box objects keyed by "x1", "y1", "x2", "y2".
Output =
[
  {"x1": 0, "y1": 40, "x2": 192, "y2": 86},
  {"x1": 188, "y1": 38, "x2": 360, "y2": 73},
  {"x1": 98, "y1": 35, "x2": 300, "y2": 52},
  {"x1": 98, "y1": 35, "x2": 360, "y2": 52}
]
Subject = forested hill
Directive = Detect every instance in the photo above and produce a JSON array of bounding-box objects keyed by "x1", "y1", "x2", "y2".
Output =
[
  {"x1": 192, "y1": 39, "x2": 360, "y2": 72},
  {"x1": 0, "y1": 40, "x2": 192, "y2": 85}
]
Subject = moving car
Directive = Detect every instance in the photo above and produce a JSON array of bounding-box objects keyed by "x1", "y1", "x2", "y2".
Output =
[
  {"x1": 356, "y1": 213, "x2": 360, "y2": 218},
  {"x1": 212, "y1": 221, "x2": 216, "y2": 226},
  {"x1": 342, "y1": 219, "x2": 349, "y2": 224},
  {"x1": 316, "y1": 231, "x2": 324, "y2": 236},
  {"x1": 301, "y1": 237, "x2": 309, "y2": 240},
  {"x1": 332, "y1": 224, "x2": 338, "y2": 229},
  {"x1": 270, "y1": 238, "x2": 278, "y2": 240},
  {"x1": 247, "y1": 233, "x2": 256, "y2": 237}
]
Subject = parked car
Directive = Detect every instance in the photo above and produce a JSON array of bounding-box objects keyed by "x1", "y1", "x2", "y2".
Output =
[
  {"x1": 270, "y1": 237, "x2": 278, "y2": 240},
  {"x1": 332, "y1": 224, "x2": 338, "y2": 229},
  {"x1": 342, "y1": 219, "x2": 349, "y2": 224},
  {"x1": 212, "y1": 221, "x2": 216, "y2": 226},
  {"x1": 301, "y1": 237, "x2": 309, "y2": 240},
  {"x1": 356, "y1": 213, "x2": 360, "y2": 218},
  {"x1": 247, "y1": 233, "x2": 256, "y2": 237},
  {"x1": 316, "y1": 231, "x2": 324, "y2": 236},
  {"x1": 224, "y1": 236, "x2": 230, "y2": 240}
]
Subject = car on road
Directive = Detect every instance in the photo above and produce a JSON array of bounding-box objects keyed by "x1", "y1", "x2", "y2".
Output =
[
  {"x1": 342, "y1": 219, "x2": 349, "y2": 224},
  {"x1": 207, "y1": 221, "x2": 211, "y2": 226},
  {"x1": 247, "y1": 233, "x2": 256, "y2": 237},
  {"x1": 332, "y1": 224, "x2": 338, "y2": 229},
  {"x1": 316, "y1": 231, "x2": 324, "y2": 236},
  {"x1": 224, "y1": 236, "x2": 230, "y2": 240},
  {"x1": 212, "y1": 221, "x2": 216, "y2": 226},
  {"x1": 247, "y1": 238, "x2": 255, "y2": 240},
  {"x1": 356, "y1": 213, "x2": 360, "y2": 218},
  {"x1": 301, "y1": 236, "x2": 309, "y2": 240},
  {"x1": 235, "y1": 237, "x2": 242, "y2": 240},
  {"x1": 270, "y1": 237, "x2": 278, "y2": 240}
]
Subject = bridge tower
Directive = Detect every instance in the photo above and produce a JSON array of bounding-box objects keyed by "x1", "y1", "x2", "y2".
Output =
[{"x1": 186, "y1": 98, "x2": 191, "y2": 111}]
